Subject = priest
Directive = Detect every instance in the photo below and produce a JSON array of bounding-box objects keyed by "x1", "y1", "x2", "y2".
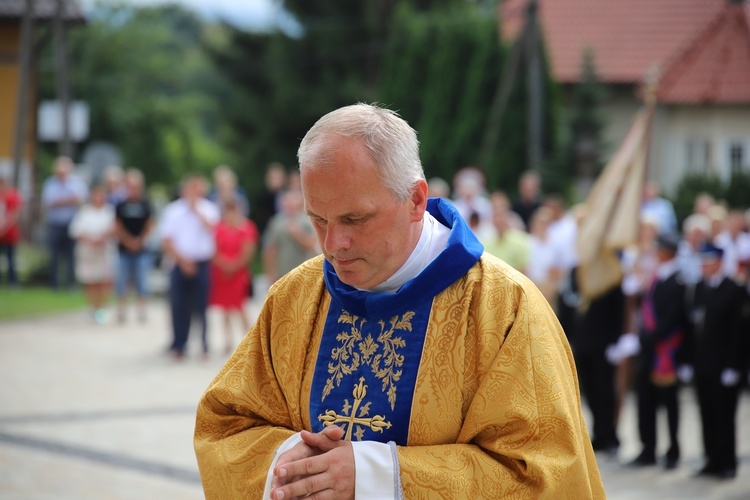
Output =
[{"x1": 194, "y1": 103, "x2": 604, "y2": 499}]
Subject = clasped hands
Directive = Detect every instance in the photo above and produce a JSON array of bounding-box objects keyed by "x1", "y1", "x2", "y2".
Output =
[{"x1": 270, "y1": 425, "x2": 356, "y2": 500}]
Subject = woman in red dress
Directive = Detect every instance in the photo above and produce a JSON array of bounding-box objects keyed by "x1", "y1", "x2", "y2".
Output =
[{"x1": 209, "y1": 199, "x2": 259, "y2": 353}]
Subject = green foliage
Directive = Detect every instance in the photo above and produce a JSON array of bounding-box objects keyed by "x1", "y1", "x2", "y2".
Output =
[
  {"x1": 495, "y1": 33, "x2": 562, "y2": 197},
  {"x1": 725, "y1": 171, "x2": 750, "y2": 209},
  {"x1": 548, "y1": 47, "x2": 607, "y2": 200},
  {"x1": 672, "y1": 171, "x2": 750, "y2": 227},
  {"x1": 7, "y1": 242, "x2": 50, "y2": 285},
  {"x1": 378, "y1": 4, "x2": 562, "y2": 196},
  {"x1": 208, "y1": 0, "x2": 564, "y2": 200},
  {"x1": 0, "y1": 287, "x2": 87, "y2": 321},
  {"x1": 569, "y1": 48, "x2": 607, "y2": 147},
  {"x1": 39, "y1": 0, "x2": 235, "y2": 187},
  {"x1": 0, "y1": 245, "x2": 89, "y2": 321},
  {"x1": 379, "y1": 6, "x2": 503, "y2": 184},
  {"x1": 205, "y1": 1, "x2": 428, "y2": 196},
  {"x1": 40, "y1": 0, "x2": 569, "y2": 200}
]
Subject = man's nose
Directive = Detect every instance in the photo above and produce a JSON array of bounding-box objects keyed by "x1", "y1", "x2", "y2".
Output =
[{"x1": 325, "y1": 223, "x2": 352, "y2": 254}]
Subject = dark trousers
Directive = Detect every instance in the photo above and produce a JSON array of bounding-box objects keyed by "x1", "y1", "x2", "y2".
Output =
[
  {"x1": 576, "y1": 351, "x2": 619, "y2": 449},
  {"x1": 695, "y1": 376, "x2": 739, "y2": 471},
  {"x1": 169, "y1": 261, "x2": 209, "y2": 355},
  {"x1": 0, "y1": 244, "x2": 18, "y2": 285},
  {"x1": 636, "y1": 366, "x2": 680, "y2": 460},
  {"x1": 47, "y1": 223, "x2": 75, "y2": 289}
]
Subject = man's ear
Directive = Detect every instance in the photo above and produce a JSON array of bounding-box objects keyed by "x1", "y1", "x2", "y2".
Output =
[{"x1": 410, "y1": 180, "x2": 428, "y2": 222}]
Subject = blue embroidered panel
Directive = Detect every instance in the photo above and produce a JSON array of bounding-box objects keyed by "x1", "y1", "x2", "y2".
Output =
[{"x1": 308, "y1": 300, "x2": 431, "y2": 445}]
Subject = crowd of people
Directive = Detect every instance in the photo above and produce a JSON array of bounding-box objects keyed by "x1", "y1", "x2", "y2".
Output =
[
  {"x1": 2, "y1": 142, "x2": 750, "y2": 485},
  {"x1": 432, "y1": 166, "x2": 750, "y2": 480},
  {"x1": 0, "y1": 156, "x2": 320, "y2": 360}
]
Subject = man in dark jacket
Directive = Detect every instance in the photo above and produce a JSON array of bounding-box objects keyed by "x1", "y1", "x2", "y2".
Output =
[
  {"x1": 690, "y1": 243, "x2": 750, "y2": 479},
  {"x1": 629, "y1": 233, "x2": 691, "y2": 470},
  {"x1": 571, "y1": 271, "x2": 624, "y2": 455}
]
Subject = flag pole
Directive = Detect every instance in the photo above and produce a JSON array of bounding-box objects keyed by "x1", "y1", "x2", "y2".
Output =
[{"x1": 575, "y1": 70, "x2": 660, "y2": 308}]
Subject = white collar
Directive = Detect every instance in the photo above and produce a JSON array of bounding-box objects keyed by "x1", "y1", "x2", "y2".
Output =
[
  {"x1": 365, "y1": 210, "x2": 451, "y2": 293},
  {"x1": 656, "y1": 259, "x2": 679, "y2": 281},
  {"x1": 706, "y1": 271, "x2": 725, "y2": 288}
]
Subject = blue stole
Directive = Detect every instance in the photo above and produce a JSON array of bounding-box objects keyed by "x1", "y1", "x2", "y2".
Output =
[{"x1": 308, "y1": 199, "x2": 483, "y2": 445}]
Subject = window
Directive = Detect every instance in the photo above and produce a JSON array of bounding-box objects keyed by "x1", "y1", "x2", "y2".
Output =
[
  {"x1": 729, "y1": 142, "x2": 746, "y2": 173},
  {"x1": 686, "y1": 139, "x2": 712, "y2": 174}
]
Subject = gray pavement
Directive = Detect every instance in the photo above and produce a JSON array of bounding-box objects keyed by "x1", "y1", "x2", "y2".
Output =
[{"x1": 1, "y1": 282, "x2": 749, "y2": 499}]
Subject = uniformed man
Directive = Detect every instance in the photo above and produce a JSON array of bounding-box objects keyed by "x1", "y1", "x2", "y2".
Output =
[
  {"x1": 690, "y1": 243, "x2": 750, "y2": 479},
  {"x1": 628, "y1": 233, "x2": 691, "y2": 470}
]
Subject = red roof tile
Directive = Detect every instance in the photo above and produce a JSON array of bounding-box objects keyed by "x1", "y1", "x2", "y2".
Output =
[
  {"x1": 657, "y1": 4, "x2": 750, "y2": 104},
  {"x1": 501, "y1": 0, "x2": 726, "y2": 84}
]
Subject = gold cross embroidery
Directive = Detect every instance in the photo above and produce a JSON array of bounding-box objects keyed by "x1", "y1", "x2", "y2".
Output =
[{"x1": 318, "y1": 377, "x2": 392, "y2": 441}]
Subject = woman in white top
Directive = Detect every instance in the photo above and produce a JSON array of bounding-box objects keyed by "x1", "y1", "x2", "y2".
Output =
[{"x1": 69, "y1": 185, "x2": 117, "y2": 323}]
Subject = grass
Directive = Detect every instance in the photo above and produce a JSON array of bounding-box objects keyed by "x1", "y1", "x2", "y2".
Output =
[{"x1": 0, "y1": 287, "x2": 88, "y2": 322}]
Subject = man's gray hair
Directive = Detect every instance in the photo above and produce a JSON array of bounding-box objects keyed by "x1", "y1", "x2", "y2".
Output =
[{"x1": 297, "y1": 103, "x2": 425, "y2": 202}]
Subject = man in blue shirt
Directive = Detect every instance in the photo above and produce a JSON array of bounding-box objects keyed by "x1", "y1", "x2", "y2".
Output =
[
  {"x1": 640, "y1": 181, "x2": 677, "y2": 236},
  {"x1": 41, "y1": 156, "x2": 88, "y2": 290}
]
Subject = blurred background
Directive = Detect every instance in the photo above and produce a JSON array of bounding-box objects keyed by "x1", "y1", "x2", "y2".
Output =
[{"x1": 1, "y1": 0, "x2": 749, "y2": 498}]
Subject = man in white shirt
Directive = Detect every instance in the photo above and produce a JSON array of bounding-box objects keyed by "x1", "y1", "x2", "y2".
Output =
[{"x1": 160, "y1": 175, "x2": 220, "y2": 359}]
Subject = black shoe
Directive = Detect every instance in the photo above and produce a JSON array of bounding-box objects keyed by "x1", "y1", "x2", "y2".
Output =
[
  {"x1": 693, "y1": 463, "x2": 720, "y2": 478},
  {"x1": 664, "y1": 456, "x2": 679, "y2": 470},
  {"x1": 592, "y1": 438, "x2": 620, "y2": 452},
  {"x1": 596, "y1": 445, "x2": 619, "y2": 458},
  {"x1": 717, "y1": 468, "x2": 737, "y2": 480},
  {"x1": 626, "y1": 452, "x2": 656, "y2": 467}
]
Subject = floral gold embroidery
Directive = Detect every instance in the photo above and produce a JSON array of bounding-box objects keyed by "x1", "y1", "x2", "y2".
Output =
[
  {"x1": 319, "y1": 377, "x2": 392, "y2": 441},
  {"x1": 322, "y1": 310, "x2": 412, "y2": 410},
  {"x1": 322, "y1": 312, "x2": 364, "y2": 400}
]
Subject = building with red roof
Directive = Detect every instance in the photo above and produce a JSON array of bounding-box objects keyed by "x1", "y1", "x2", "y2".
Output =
[{"x1": 501, "y1": 0, "x2": 750, "y2": 195}]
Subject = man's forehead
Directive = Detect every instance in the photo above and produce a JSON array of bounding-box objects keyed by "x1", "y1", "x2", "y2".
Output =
[{"x1": 302, "y1": 189, "x2": 374, "y2": 214}]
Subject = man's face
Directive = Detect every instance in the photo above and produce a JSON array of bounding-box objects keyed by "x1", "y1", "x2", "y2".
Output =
[
  {"x1": 301, "y1": 135, "x2": 426, "y2": 289},
  {"x1": 491, "y1": 197, "x2": 509, "y2": 232},
  {"x1": 520, "y1": 175, "x2": 539, "y2": 200},
  {"x1": 182, "y1": 178, "x2": 202, "y2": 201},
  {"x1": 701, "y1": 258, "x2": 722, "y2": 278},
  {"x1": 55, "y1": 161, "x2": 70, "y2": 180},
  {"x1": 728, "y1": 213, "x2": 744, "y2": 235},
  {"x1": 91, "y1": 187, "x2": 106, "y2": 207},
  {"x1": 685, "y1": 228, "x2": 706, "y2": 248},
  {"x1": 656, "y1": 247, "x2": 676, "y2": 263},
  {"x1": 126, "y1": 178, "x2": 142, "y2": 199}
]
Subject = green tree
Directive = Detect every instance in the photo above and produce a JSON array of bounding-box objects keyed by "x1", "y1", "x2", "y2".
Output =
[
  {"x1": 378, "y1": 6, "x2": 504, "y2": 184},
  {"x1": 39, "y1": 0, "x2": 231, "y2": 186},
  {"x1": 207, "y1": 1, "x2": 406, "y2": 196},
  {"x1": 671, "y1": 173, "x2": 725, "y2": 225},
  {"x1": 548, "y1": 47, "x2": 607, "y2": 199},
  {"x1": 726, "y1": 171, "x2": 750, "y2": 209},
  {"x1": 363, "y1": 3, "x2": 561, "y2": 195},
  {"x1": 492, "y1": 35, "x2": 561, "y2": 196},
  {"x1": 208, "y1": 0, "x2": 562, "y2": 199}
]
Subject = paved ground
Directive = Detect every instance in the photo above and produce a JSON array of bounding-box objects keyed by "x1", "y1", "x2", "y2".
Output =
[{"x1": 1, "y1": 280, "x2": 749, "y2": 499}]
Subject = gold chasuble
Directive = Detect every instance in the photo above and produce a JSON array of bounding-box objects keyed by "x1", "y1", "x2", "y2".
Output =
[{"x1": 195, "y1": 199, "x2": 604, "y2": 499}]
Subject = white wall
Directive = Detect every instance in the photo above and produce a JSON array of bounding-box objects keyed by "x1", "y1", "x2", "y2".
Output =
[
  {"x1": 651, "y1": 105, "x2": 750, "y2": 195},
  {"x1": 599, "y1": 91, "x2": 643, "y2": 164}
]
